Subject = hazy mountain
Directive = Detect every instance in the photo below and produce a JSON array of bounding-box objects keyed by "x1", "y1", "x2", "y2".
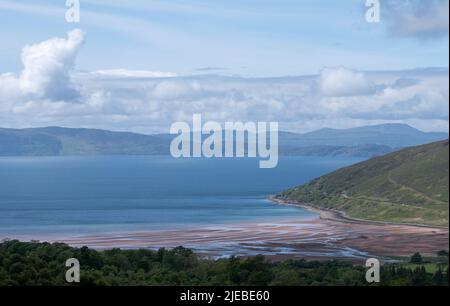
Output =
[
  {"x1": 280, "y1": 144, "x2": 395, "y2": 157},
  {"x1": 0, "y1": 127, "x2": 170, "y2": 156},
  {"x1": 278, "y1": 123, "x2": 448, "y2": 147},
  {"x1": 0, "y1": 124, "x2": 447, "y2": 157},
  {"x1": 278, "y1": 140, "x2": 449, "y2": 226}
]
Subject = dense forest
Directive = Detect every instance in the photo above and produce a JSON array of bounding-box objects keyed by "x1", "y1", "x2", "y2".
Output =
[{"x1": 0, "y1": 240, "x2": 448, "y2": 286}]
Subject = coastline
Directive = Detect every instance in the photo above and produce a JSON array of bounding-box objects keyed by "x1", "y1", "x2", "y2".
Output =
[
  {"x1": 3, "y1": 208, "x2": 447, "y2": 261},
  {"x1": 1, "y1": 197, "x2": 447, "y2": 261},
  {"x1": 268, "y1": 196, "x2": 450, "y2": 230}
]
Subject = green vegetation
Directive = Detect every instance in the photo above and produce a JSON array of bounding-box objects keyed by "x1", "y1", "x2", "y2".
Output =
[
  {"x1": 0, "y1": 241, "x2": 448, "y2": 286},
  {"x1": 402, "y1": 263, "x2": 443, "y2": 274},
  {"x1": 410, "y1": 253, "x2": 423, "y2": 264},
  {"x1": 280, "y1": 140, "x2": 449, "y2": 226},
  {"x1": 396, "y1": 251, "x2": 449, "y2": 275}
]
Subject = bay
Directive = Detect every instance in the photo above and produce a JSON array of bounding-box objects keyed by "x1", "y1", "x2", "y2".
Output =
[{"x1": 0, "y1": 156, "x2": 363, "y2": 238}]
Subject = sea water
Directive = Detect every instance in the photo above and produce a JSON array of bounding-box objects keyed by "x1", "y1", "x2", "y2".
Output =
[{"x1": 0, "y1": 156, "x2": 363, "y2": 238}]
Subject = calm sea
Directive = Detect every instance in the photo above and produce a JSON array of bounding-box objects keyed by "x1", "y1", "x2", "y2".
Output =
[{"x1": 0, "y1": 156, "x2": 363, "y2": 238}]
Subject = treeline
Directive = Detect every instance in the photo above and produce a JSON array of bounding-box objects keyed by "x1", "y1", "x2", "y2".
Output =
[{"x1": 0, "y1": 240, "x2": 448, "y2": 286}]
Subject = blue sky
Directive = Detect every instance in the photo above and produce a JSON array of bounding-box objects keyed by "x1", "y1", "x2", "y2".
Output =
[
  {"x1": 0, "y1": 0, "x2": 448, "y2": 133},
  {"x1": 0, "y1": 0, "x2": 448, "y2": 76}
]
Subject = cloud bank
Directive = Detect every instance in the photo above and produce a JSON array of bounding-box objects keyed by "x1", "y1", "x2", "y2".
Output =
[{"x1": 0, "y1": 30, "x2": 448, "y2": 133}]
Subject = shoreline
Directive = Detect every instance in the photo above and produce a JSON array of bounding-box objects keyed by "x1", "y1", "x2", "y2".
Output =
[
  {"x1": 1, "y1": 198, "x2": 447, "y2": 261},
  {"x1": 268, "y1": 196, "x2": 449, "y2": 230},
  {"x1": 2, "y1": 213, "x2": 447, "y2": 261}
]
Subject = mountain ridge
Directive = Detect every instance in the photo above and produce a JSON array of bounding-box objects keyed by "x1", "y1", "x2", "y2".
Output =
[{"x1": 0, "y1": 124, "x2": 448, "y2": 157}]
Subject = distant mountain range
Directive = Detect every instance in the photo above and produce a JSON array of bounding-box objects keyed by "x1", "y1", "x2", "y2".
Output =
[
  {"x1": 0, "y1": 127, "x2": 169, "y2": 156},
  {"x1": 0, "y1": 124, "x2": 448, "y2": 157},
  {"x1": 278, "y1": 140, "x2": 449, "y2": 227},
  {"x1": 278, "y1": 123, "x2": 448, "y2": 147}
]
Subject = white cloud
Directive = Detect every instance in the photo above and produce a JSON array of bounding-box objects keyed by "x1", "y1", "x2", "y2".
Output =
[
  {"x1": 0, "y1": 29, "x2": 85, "y2": 103},
  {"x1": 0, "y1": 32, "x2": 448, "y2": 134},
  {"x1": 317, "y1": 67, "x2": 376, "y2": 97},
  {"x1": 19, "y1": 29, "x2": 85, "y2": 100},
  {"x1": 92, "y1": 69, "x2": 177, "y2": 78}
]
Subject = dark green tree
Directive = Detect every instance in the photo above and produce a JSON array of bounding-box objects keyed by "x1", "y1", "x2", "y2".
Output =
[
  {"x1": 433, "y1": 268, "x2": 444, "y2": 286},
  {"x1": 437, "y1": 250, "x2": 449, "y2": 257},
  {"x1": 410, "y1": 252, "x2": 423, "y2": 264}
]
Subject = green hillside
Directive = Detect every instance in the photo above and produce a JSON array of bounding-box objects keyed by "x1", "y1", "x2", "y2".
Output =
[{"x1": 279, "y1": 140, "x2": 449, "y2": 227}]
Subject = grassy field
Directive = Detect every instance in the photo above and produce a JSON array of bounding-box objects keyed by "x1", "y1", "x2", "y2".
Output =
[{"x1": 280, "y1": 140, "x2": 449, "y2": 226}]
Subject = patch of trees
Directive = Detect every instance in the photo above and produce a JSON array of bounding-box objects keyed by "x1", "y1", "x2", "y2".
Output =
[{"x1": 0, "y1": 240, "x2": 447, "y2": 286}]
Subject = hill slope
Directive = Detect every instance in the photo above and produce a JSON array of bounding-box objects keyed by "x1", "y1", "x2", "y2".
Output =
[{"x1": 279, "y1": 140, "x2": 449, "y2": 227}]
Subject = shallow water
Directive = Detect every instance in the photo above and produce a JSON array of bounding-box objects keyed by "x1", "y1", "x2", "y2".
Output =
[{"x1": 0, "y1": 155, "x2": 363, "y2": 238}]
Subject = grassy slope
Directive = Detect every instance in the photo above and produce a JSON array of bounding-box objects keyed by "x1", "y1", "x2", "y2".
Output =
[{"x1": 280, "y1": 140, "x2": 449, "y2": 227}]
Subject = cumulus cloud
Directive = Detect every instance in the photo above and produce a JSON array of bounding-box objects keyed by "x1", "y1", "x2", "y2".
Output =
[
  {"x1": 18, "y1": 29, "x2": 85, "y2": 100},
  {"x1": 317, "y1": 67, "x2": 376, "y2": 97},
  {"x1": 384, "y1": 0, "x2": 449, "y2": 39},
  {"x1": 0, "y1": 31, "x2": 448, "y2": 133}
]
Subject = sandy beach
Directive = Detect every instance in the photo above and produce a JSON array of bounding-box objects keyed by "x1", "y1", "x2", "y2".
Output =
[{"x1": 32, "y1": 202, "x2": 447, "y2": 262}]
